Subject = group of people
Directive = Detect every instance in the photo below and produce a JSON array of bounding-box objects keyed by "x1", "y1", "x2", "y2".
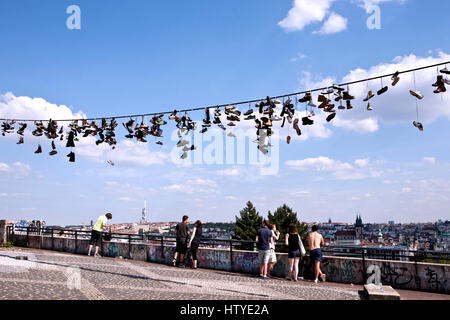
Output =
[
  {"x1": 87, "y1": 213, "x2": 326, "y2": 284},
  {"x1": 172, "y1": 215, "x2": 203, "y2": 268},
  {"x1": 256, "y1": 220, "x2": 326, "y2": 284}
]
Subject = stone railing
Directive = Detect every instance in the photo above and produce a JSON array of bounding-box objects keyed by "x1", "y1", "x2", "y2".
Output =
[{"x1": 4, "y1": 231, "x2": 449, "y2": 294}]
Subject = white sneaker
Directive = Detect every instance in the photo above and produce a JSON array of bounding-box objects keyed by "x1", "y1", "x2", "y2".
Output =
[
  {"x1": 367, "y1": 103, "x2": 373, "y2": 111},
  {"x1": 314, "y1": 279, "x2": 318, "y2": 284},
  {"x1": 409, "y1": 90, "x2": 424, "y2": 100}
]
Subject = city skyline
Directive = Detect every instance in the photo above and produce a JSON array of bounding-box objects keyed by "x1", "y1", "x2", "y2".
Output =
[{"x1": 1, "y1": 1, "x2": 450, "y2": 225}]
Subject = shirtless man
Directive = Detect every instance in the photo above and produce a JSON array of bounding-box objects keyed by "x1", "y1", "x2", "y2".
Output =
[{"x1": 307, "y1": 225, "x2": 325, "y2": 284}]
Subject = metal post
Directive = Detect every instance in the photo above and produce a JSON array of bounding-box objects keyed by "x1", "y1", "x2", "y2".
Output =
[
  {"x1": 161, "y1": 236, "x2": 165, "y2": 259},
  {"x1": 229, "y1": 240, "x2": 234, "y2": 268},
  {"x1": 128, "y1": 234, "x2": 132, "y2": 259},
  {"x1": 75, "y1": 230, "x2": 78, "y2": 254},
  {"x1": 27, "y1": 227, "x2": 30, "y2": 247},
  {"x1": 362, "y1": 249, "x2": 366, "y2": 284},
  {"x1": 51, "y1": 228, "x2": 54, "y2": 250}
]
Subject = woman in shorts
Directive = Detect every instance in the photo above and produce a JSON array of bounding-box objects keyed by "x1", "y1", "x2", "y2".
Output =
[{"x1": 285, "y1": 224, "x2": 301, "y2": 281}]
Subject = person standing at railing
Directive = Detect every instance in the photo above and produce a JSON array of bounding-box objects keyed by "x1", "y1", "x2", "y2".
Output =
[
  {"x1": 172, "y1": 215, "x2": 190, "y2": 268},
  {"x1": 267, "y1": 223, "x2": 280, "y2": 278},
  {"x1": 255, "y1": 220, "x2": 273, "y2": 279},
  {"x1": 88, "y1": 213, "x2": 112, "y2": 257},
  {"x1": 308, "y1": 225, "x2": 326, "y2": 284},
  {"x1": 187, "y1": 220, "x2": 203, "y2": 269},
  {"x1": 285, "y1": 224, "x2": 304, "y2": 282}
]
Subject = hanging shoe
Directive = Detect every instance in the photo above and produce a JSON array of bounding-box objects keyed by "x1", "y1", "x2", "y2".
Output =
[
  {"x1": 338, "y1": 101, "x2": 345, "y2": 110},
  {"x1": 440, "y1": 67, "x2": 450, "y2": 75},
  {"x1": 342, "y1": 91, "x2": 355, "y2": 101},
  {"x1": 257, "y1": 145, "x2": 268, "y2": 155},
  {"x1": 227, "y1": 132, "x2": 236, "y2": 138},
  {"x1": 318, "y1": 98, "x2": 330, "y2": 109},
  {"x1": 334, "y1": 94, "x2": 343, "y2": 102},
  {"x1": 326, "y1": 113, "x2": 336, "y2": 122},
  {"x1": 34, "y1": 145, "x2": 42, "y2": 154},
  {"x1": 432, "y1": 76, "x2": 444, "y2": 87},
  {"x1": 346, "y1": 100, "x2": 353, "y2": 110},
  {"x1": 17, "y1": 123, "x2": 27, "y2": 135},
  {"x1": 156, "y1": 141, "x2": 163, "y2": 145},
  {"x1": 391, "y1": 71, "x2": 400, "y2": 86},
  {"x1": 332, "y1": 84, "x2": 345, "y2": 92},
  {"x1": 200, "y1": 128, "x2": 208, "y2": 134},
  {"x1": 169, "y1": 110, "x2": 178, "y2": 120},
  {"x1": 321, "y1": 88, "x2": 333, "y2": 95},
  {"x1": 434, "y1": 84, "x2": 446, "y2": 94},
  {"x1": 363, "y1": 90, "x2": 375, "y2": 102},
  {"x1": 302, "y1": 117, "x2": 314, "y2": 126},
  {"x1": 181, "y1": 152, "x2": 188, "y2": 160},
  {"x1": 244, "y1": 115, "x2": 256, "y2": 120},
  {"x1": 293, "y1": 119, "x2": 302, "y2": 136},
  {"x1": 367, "y1": 103, "x2": 373, "y2": 111},
  {"x1": 49, "y1": 150, "x2": 58, "y2": 156},
  {"x1": 227, "y1": 122, "x2": 236, "y2": 127},
  {"x1": 377, "y1": 86, "x2": 388, "y2": 95},
  {"x1": 244, "y1": 109, "x2": 254, "y2": 116},
  {"x1": 286, "y1": 136, "x2": 291, "y2": 144},
  {"x1": 413, "y1": 121, "x2": 424, "y2": 131},
  {"x1": 409, "y1": 90, "x2": 424, "y2": 100},
  {"x1": 67, "y1": 152, "x2": 75, "y2": 163},
  {"x1": 298, "y1": 93, "x2": 312, "y2": 103},
  {"x1": 66, "y1": 131, "x2": 75, "y2": 148},
  {"x1": 107, "y1": 160, "x2": 115, "y2": 166},
  {"x1": 17, "y1": 137, "x2": 24, "y2": 144},
  {"x1": 217, "y1": 124, "x2": 226, "y2": 131}
]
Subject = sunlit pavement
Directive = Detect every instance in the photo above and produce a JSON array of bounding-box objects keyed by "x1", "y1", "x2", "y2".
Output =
[{"x1": 0, "y1": 248, "x2": 447, "y2": 300}]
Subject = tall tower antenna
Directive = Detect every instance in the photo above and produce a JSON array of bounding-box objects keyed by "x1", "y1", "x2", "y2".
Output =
[{"x1": 141, "y1": 200, "x2": 147, "y2": 224}]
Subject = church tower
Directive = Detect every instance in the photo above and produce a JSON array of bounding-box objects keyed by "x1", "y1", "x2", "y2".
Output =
[{"x1": 355, "y1": 214, "x2": 363, "y2": 239}]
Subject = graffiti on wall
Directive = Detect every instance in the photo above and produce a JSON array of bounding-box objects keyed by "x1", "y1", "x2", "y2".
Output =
[
  {"x1": 366, "y1": 265, "x2": 381, "y2": 285},
  {"x1": 235, "y1": 253, "x2": 257, "y2": 274},
  {"x1": 106, "y1": 242, "x2": 125, "y2": 258},
  {"x1": 424, "y1": 266, "x2": 448, "y2": 293},
  {"x1": 381, "y1": 263, "x2": 414, "y2": 287}
]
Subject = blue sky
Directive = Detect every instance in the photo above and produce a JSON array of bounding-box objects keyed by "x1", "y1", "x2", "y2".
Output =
[{"x1": 1, "y1": 0, "x2": 450, "y2": 225}]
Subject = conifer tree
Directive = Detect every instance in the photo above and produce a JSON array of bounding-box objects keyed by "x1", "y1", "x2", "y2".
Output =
[{"x1": 233, "y1": 201, "x2": 263, "y2": 250}]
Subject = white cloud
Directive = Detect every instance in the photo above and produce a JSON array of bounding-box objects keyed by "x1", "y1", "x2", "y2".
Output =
[
  {"x1": 298, "y1": 52, "x2": 450, "y2": 133},
  {"x1": 355, "y1": 158, "x2": 370, "y2": 168},
  {"x1": 119, "y1": 197, "x2": 136, "y2": 202},
  {"x1": 291, "y1": 52, "x2": 307, "y2": 62},
  {"x1": 0, "y1": 162, "x2": 33, "y2": 178},
  {"x1": 423, "y1": 157, "x2": 436, "y2": 165},
  {"x1": 314, "y1": 12, "x2": 348, "y2": 35},
  {"x1": 278, "y1": 0, "x2": 335, "y2": 32},
  {"x1": 163, "y1": 178, "x2": 218, "y2": 195},
  {"x1": 77, "y1": 139, "x2": 168, "y2": 167},
  {"x1": 285, "y1": 156, "x2": 382, "y2": 180},
  {"x1": 216, "y1": 168, "x2": 240, "y2": 176},
  {"x1": 401, "y1": 187, "x2": 412, "y2": 193},
  {"x1": 0, "y1": 92, "x2": 85, "y2": 121}
]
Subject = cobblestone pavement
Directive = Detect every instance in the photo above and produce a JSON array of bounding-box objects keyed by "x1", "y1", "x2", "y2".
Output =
[{"x1": 0, "y1": 248, "x2": 364, "y2": 300}]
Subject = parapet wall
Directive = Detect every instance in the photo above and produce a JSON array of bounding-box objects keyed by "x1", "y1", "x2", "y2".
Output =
[{"x1": 8, "y1": 233, "x2": 450, "y2": 294}]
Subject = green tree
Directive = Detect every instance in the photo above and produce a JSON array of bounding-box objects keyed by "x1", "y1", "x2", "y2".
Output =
[
  {"x1": 267, "y1": 204, "x2": 308, "y2": 245},
  {"x1": 233, "y1": 201, "x2": 263, "y2": 250}
]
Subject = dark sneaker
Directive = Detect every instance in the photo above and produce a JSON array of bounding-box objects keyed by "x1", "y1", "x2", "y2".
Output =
[
  {"x1": 377, "y1": 86, "x2": 388, "y2": 95},
  {"x1": 326, "y1": 113, "x2": 336, "y2": 122},
  {"x1": 413, "y1": 121, "x2": 424, "y2": 131}
]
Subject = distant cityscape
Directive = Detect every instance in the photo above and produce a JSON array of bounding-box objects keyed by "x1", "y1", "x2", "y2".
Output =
[{"x1": 45, "y1": 215, "x2": 449, "y2": 250}]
